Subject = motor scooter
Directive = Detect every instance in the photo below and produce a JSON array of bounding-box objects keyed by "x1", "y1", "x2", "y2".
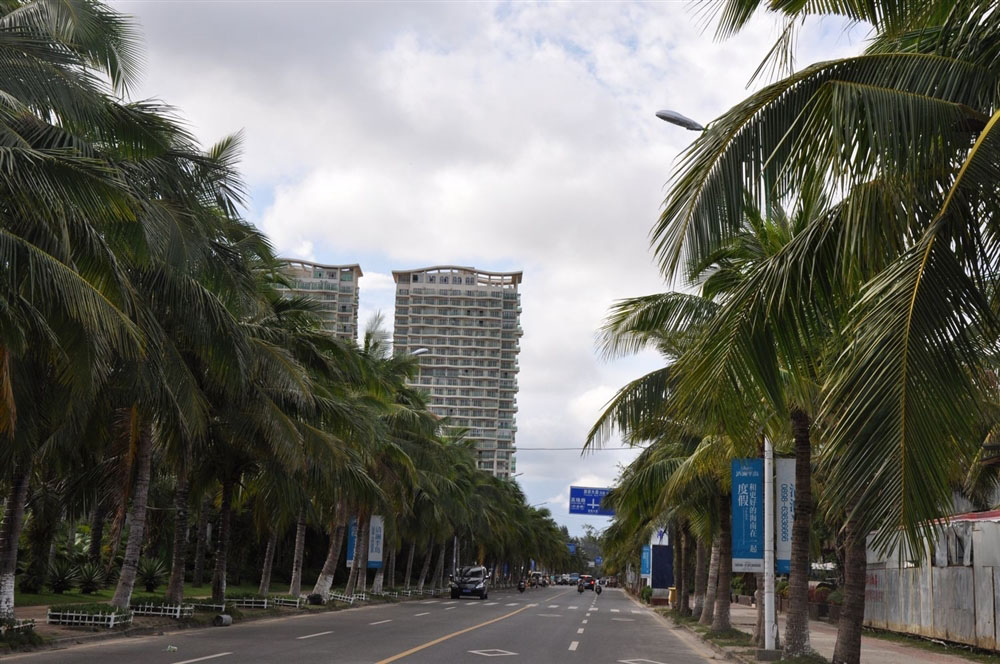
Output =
[
  {"x1": 577, "y1": 582, "x2": 585, "y2": 593},
  {"x1": 517, "y1": 579, "x2": 526, "y2": 593},
  {"x1": 595, "y1": 583, "x2": 602, "y2": 595}
]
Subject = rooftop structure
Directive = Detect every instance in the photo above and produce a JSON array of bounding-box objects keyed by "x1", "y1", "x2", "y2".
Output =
[
  {"x1": 278, "y1": 259, "x2": 363, "y2": 342},
  {"x1": 392, "y1": 266, "x2": 523, "y2": 478}
]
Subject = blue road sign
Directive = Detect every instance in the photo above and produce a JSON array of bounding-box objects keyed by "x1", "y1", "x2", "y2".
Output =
[
  {"x1": 731, "y1": 459, "x2": 764, "y2": 573},
  {"x1": 567, "y1": 542, "x2": 576, "y2": 554},
  {"x1": 569, "y1": 486, "x2": 614, "y2": 516},
  {"x1": 640, "y1": 545, "x2": 651, "y2": 575},
  {"x1": 595, "y1": 555, "x2": 603, "y2": 566}
]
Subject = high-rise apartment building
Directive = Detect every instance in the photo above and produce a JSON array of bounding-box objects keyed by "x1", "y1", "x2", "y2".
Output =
[
  {"x1": 392, "y1": 266, "x2": 522, "y2": 478},
  {"x1": 278, "y1": 259, "x2": 363, "y2": 342}
]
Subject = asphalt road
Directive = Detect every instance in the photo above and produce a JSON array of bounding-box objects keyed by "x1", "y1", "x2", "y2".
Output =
[{"x1": 5, "y1": 587, "x2": 716, "y2": 664}]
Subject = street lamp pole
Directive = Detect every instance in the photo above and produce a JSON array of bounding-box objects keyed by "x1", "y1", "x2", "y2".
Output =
[{"x1": 659, "y1": 107, "x2": 778, "y2": 656}]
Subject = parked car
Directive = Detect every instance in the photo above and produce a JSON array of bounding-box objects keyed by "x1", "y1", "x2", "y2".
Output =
[
  {"x1": 450, "y1": 565, "x2": 490, "y2": 599},
  {"x1": 579, "y1": 574, "x2": 596, "y2": 590}
]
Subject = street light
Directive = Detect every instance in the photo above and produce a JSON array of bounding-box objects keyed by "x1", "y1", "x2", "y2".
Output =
[
  {"x1": 658, "y1": 107, "x2": 778, "y2": 656},
  {"x1": 410, "y1": 347, "x2": 430, "y2": 356},
  {"x1": 655, "y1": 109, "x2": 705, "y2": 131}
]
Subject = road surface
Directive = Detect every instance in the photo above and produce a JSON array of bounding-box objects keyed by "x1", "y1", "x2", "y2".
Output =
[{"x1": 6, "y1": 587, "x2": 715, "y2": 664}]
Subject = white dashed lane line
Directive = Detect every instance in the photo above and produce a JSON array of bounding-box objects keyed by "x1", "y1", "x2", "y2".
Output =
[
  {"x1": 581, "y1": 619, "x2": 588, "y2": 624},
  {"x1": 171, "y1": 655, "x2": 232, "y2": 664},
  {"x1": 369, "y1": 620, "x2": 392, "y2": 625},
  {"x1": 505, "y1": 603, "x2": 518, "y2": 606},
  {"x1": 568, "y1": 641, "x2": 579, "y2": 651},
  {"x1": 415, "y1": 612, "x2": 430, "y2": 616},
  {"x1": 445, "y1": 607, "x2": 456, "y2": 610},
  {"x1": 484, "y1": 602, "x2": 498, "y2": 606},
  {"x1": 611, "y1": 608, "x2": 620, "y2": 613},
  {"x1": 568, "y1": 605, "x2": 578, "y2": 610},
  {"x1": 577, "y1": 627, "x2": 584, "y2": 634},
  {"x1": 296, "y1": 631, "x2": 332, "y2": 640},
  {"x1": 547, "y1": 604, "x2": 559, "y2": 608}
]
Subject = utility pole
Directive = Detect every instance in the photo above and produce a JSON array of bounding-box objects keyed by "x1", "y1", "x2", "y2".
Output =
[{"x1": 764, "y1": 435, "x2": 777, "y2": 652}]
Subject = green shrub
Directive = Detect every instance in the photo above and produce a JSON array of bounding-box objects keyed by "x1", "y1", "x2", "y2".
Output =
[
  {"x1": 827, "y1": 589, "x2": 844, "y2": 606},
  {"x1": 48, "y1": 559, "x2": 78, "y2": 594},
  {"x1": 776, "y1": 580, "x2": 790, "y2": 598},
  {"x1": 640, "y1": 586, "x2": 652, "y2": 603},
  {"x1": 137, "y1": 558, "x2": 167, "y2": 593},
  {"x1": 731, "y1": 576, "x2": 744, "y2": 595},
  {"x1": 809, "y1": 586, "x2": 831, "y2": 604},
  {"x1": 76, "y1": 562, "x2": 105, "y2": 594}
]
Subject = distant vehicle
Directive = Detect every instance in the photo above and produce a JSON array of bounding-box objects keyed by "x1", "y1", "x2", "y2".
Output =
[
  {"x1": 560, "y1": 574, "x2": 571, "y2": 585},
  {"x1": 450, "y1": 565, "x2": 490, "y2": 600},
  {"x1": 569, "y1": 573, "x2": 580, "y2": 584},
  {"x1": 579, "y1": 574, "x2": 596, "y2": 590}
]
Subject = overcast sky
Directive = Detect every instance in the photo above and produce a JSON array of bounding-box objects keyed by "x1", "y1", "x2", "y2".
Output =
[{"x1": 115, "y1": 1, "x2": 861, "y2": 537}]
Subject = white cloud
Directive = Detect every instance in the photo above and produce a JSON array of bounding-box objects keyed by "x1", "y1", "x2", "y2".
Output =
[{"x1": 115, "y1": 1, "x2": 860, "y2": 535}]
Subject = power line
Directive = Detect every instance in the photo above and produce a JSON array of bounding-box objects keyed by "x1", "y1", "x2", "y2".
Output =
[{"x1": 513, "y1": 446, "x2": 638, "y2": 451}]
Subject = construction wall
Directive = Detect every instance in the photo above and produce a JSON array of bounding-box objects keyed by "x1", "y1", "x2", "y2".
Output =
[{"x1": 864, "y1": 520, "x2": 1000, "y2": 649}]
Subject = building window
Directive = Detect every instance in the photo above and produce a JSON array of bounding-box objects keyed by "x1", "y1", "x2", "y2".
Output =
[
  {"x1": 412, "y1": 274, "x2": 420, "y2": 282},
  {"x1": 340, "y1": 272, "x2": 353, "y2": 281},
  {"x1": 441, "y1": 276, "x2": 449, "y2": 284}
]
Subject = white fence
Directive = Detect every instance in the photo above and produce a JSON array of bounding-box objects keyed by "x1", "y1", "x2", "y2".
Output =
[
  {"x1": 47, "y1": 609, "x2": 132, "y2": 628},
  {"x1": 130, "y1": 603, "x2": 194, "y2": 619},
  {"x1": 328, "y1": 592, "x2": 355, "y2": 604},
  {"x1": 0, "y1": 619, "x2": 35, "y2": 635},
  {"x1": 269, "y1": 596, "x2": 304, "y2": 608},
  {"x1": 229, "y1": 598, "x2": 269, "y2": 609},
  {"x1": 190, "y1": 603, "x2": 226, "y2": 613}
]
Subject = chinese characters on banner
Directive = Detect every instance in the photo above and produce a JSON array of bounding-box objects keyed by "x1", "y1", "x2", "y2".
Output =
[
  {"x1": 731, "y1": 459, "x2": 764, "y2": 572},
  {"x1": 776, "y1": 458, "x2": 795, "y2": 574}
]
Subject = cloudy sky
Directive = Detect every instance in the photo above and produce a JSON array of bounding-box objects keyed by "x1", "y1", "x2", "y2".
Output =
[{"x1": 115, "y1": 1, "x2": 861, "y2": 536}]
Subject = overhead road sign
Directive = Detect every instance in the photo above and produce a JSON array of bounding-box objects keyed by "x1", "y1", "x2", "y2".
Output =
[{"x1": 569, "y1": 486, "x2": 614, "y2": 516}]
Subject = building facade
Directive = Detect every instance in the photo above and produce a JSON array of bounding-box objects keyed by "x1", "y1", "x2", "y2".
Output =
[
  {"x1": 392, "y1": 266, "x2": 522, "y2": 478},
  {"x1": 278, "y1": 259, "x2": 363, "y2": 342}
]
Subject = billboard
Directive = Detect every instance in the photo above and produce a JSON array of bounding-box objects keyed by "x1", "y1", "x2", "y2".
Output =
[
  {"x1": 346, "y1": 515, "x2": 384, "y2": 569},
  {"x1": 731, "y1": 459, "x2": 763, "y2": 573},
  {"x1": 776, "y1": 458, "x2": 795, "y2": 574},
  {"x1": 569, "y1": 486, "x2": 614, "y2": 516}
]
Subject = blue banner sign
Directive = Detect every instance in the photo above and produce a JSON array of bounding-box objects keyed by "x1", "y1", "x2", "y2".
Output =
[
  {"x1": 595, "y1": 555, "x2": 603, "y2": 566},
  {"x1": 569, "y1": 486, "x2": 614, "y2": 516},
  {"x1": 776, "y1": 458, "x2": 795, "y2": 574},
  {"x1": 640, "y1": 545, "x2": 651, "y2": 575},
  {"x1": 346, "y1": 516, "x2": 384, "y2": 569},
  {"x1": 731, "y1": 459, "x2": 764, "y2": 573},
  {"x1": 567, "y1": 542, "x2": 576, "y2": 554}
]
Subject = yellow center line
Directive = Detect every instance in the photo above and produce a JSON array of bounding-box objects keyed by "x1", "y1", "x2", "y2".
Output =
[{"x1": 376, "y1": 604, "x2": 533, "y2": 664}]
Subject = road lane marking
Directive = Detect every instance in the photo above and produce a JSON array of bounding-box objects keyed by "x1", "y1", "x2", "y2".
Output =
[
  {"x1": 582, "y1": 619, "x2": 588, "y2": 624},
  {"x1": 469, "y1": 650, "x2": 518, "y2": 657},
  {"x1": 577, "y1": 627, "x2": 584, "y2": 634},
  {"x1": 568, "y1": 605, "x2": 578, "y2": 609},
  {"x1": 446, "y1": 606, "x2": 456, "y2": 610},
  {"x1": 505, "y1": 603, "x2": 518, "y2": 606},
  {"x1": 547, "y1": 604, "x2": 559, "y2": 608},
  {"x1": 612, "y1": 618, "x2": 636, "y2": 622},
  {"x1": 370, "y1": 619, "x2": 393, "y2": 625},
  {"x1": 568, "y1": 641, "x2": 579, "y2": 651},
  {"x1": 444, "y1": 601, "x2": 458, "y2": 605},
  {"x1": 421, "y1": 600, "x2": 440, "y2": 604},
  {"x1": 172, "y1": 655, "x2": 233, "y2": 664},
  {"x1": 375, "y1": 605, "x2": 533, "y2": 664},
  {"x1": 631, "y1": 609, "x2": 641, "y2": 614},
  {"x1": 415, "y1": 612, "x2": 430, "y2": 616},
  {"x1": 536, "y1": 613, "x2": 561, "y2": 617},
  {"x1": 611, "y1": 608, "x2": 620, "y2": 613},
  {"x1": 484, "y1": 602, "x2": 498, "y2": 605},
  {"x1": 297, "y1": 631, "x2": 333, "y2": 640}
]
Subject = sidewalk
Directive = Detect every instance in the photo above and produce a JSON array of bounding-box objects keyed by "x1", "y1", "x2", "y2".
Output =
[{"x1": 726, "y1": 603, "x2": 977, "y2": 664}]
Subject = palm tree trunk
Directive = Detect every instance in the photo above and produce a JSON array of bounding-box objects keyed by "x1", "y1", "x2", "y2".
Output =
[
  {"x1": 88, "y1": 501, "x2": 107, "y2": 564},
  {"x1": 345, "y1": 512, "x2": 370, "y2": 596},
  {"x1": 311, "y1": 515, "x2": 346, "y2": 597},
  {"x1": 679, "y1": 528, "x2": 691, "y2": 616},
  {"x1": 372, "y1": 560, "x2": 385, "y2": 593},
  {"x1": 404, "y1": 542, "x2": 416, "y2": 590},
  {"x1": 111, "y1": 419, "x2": 154, "y2": 609},
  {"x1": 387, "y1": 547, "x2": 396, "y2": 588},
  {"x1": 712, "y1": 494, "x2": 732, "y2": 632},
  {"x1": 210, "y1": 478, "x2": 234, "y2": 603},
  {"x1": 417, "y1": 545, "x2": 433, "y2": 591},
  {"x1": 700, "y1": 540, "x2": 719, "y2": 625},
  {"x1": 192, "y1": 495, "x2": 210, "y2": 587},
  {"x1": 832, "y1": 514, "x2": 867, "y2": 664},
  {"x1": 784, "y1": 408, "x2": 813, "y2": 655},
  {"x1": 353, "y1": 514, "x2": 371, "y2": 594},
  {"x1": 258, "y1": 529, "x2": 278, "y2": 596},
  {"x1": 432, "y1": 538, "x2": 447, "y2": 591},
  {"x1": 693, "y1": 538, "x2": 708, "y2": 617},
  {"x1": 0, "y1": 463, "x2": 30, "y2": 618},
  {"x1": 165, "y1": 463, "x2": 190, "y2": 604},
  {"x1": 288, "y1": 509, "x2": 307, "y2": 597}
]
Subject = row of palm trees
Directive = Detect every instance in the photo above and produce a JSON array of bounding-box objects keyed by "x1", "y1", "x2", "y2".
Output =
[
  {"x1": 590, "y1": 1, "x2": 1000, "y2": 663},
  {"x1": 0, "y1": 0, "x2": 566, "y2": 619}
]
